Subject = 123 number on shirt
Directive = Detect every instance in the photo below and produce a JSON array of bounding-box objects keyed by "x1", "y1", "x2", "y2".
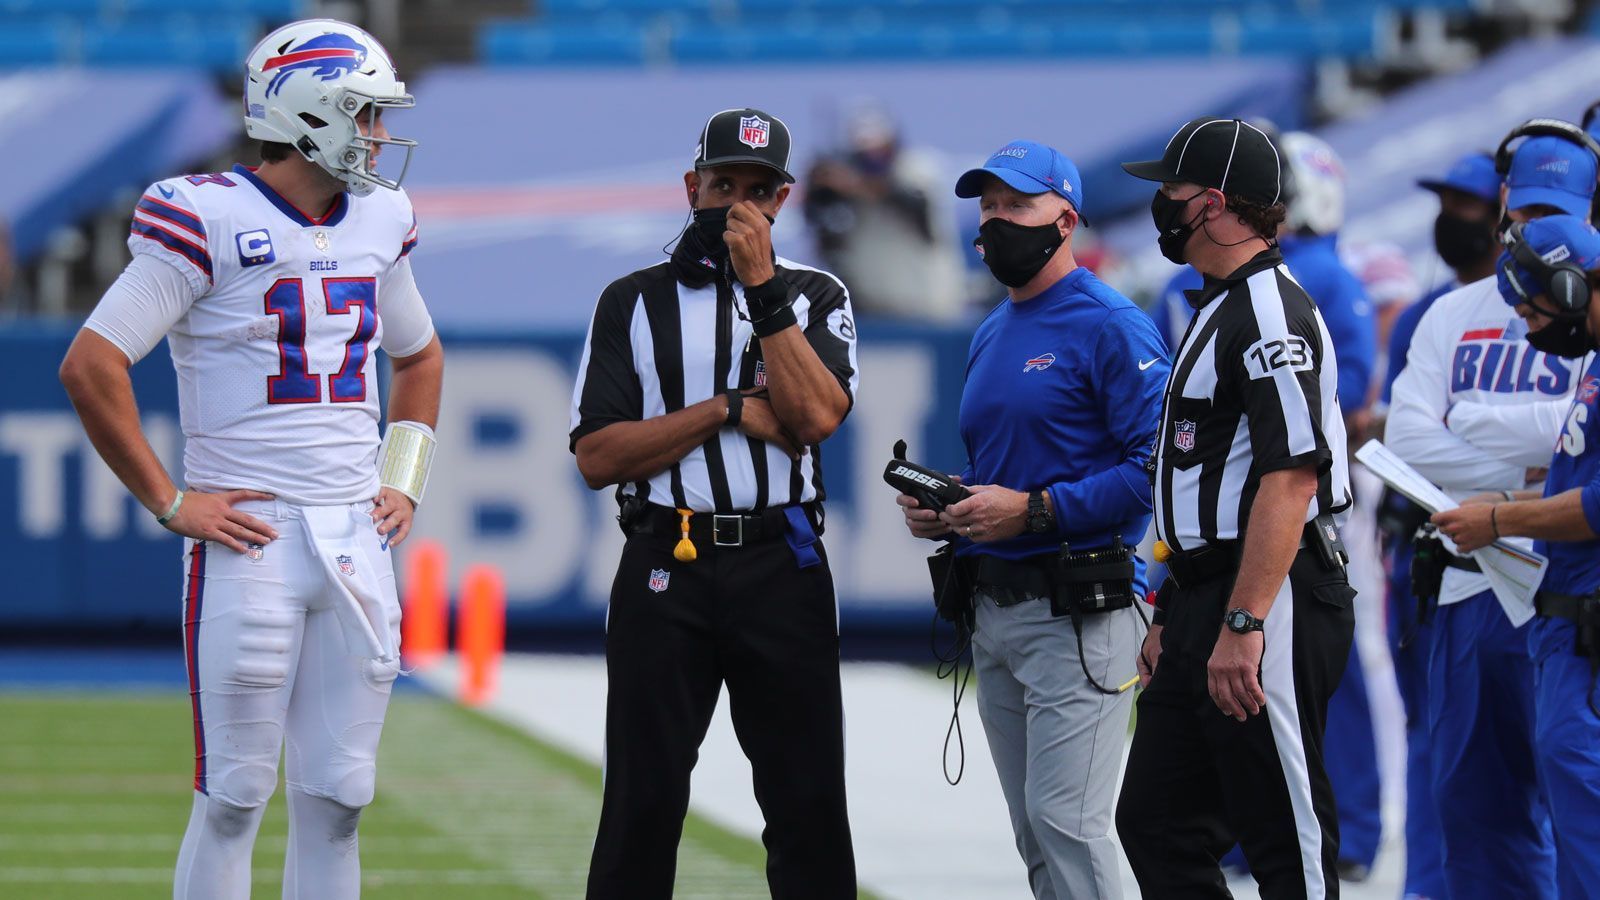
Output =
[
  {"x1": 1243, "y1": 336, "x2": 1312, "y2": 380},
  {"x1": 265, "y1": 276, "x2": 377, "y2": 404}
]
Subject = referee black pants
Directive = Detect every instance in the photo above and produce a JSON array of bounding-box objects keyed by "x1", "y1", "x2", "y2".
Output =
[
  {"x1": 585, "y1": 531, "x2": 857, "y2": 900},
  {"x1": 1117, "y1": 549, "x2": 1354, "y2": 899}
]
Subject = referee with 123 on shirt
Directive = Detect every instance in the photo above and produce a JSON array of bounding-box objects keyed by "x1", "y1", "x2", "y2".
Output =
[
  {"x1": 570, "y1": 108, "x2": 859, "y2": 899},
  {"x1": 1115, "y1": 118, "x2": 1355, "y2": 899}
]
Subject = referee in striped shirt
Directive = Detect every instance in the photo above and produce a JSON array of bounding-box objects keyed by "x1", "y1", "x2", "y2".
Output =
[
  {"x1": 1115, "y1": 118, "x2": 1356, "y2": 899},
  {"x1": 570, "y1": 108, "x2": 858, "y2": 899}
]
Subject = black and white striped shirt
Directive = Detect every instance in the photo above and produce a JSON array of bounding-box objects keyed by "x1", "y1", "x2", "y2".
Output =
[
  {"x1": 1153, "y1": 247, "x2": 1351, "y2": 552},
  {"x1": 569, "y1": 255, "x2": 859, "y2": 512}
]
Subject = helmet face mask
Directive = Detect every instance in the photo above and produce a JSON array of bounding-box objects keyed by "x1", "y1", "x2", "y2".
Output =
[{"x1": 244, "y1": 19, "x2": 417, "y2": 196}]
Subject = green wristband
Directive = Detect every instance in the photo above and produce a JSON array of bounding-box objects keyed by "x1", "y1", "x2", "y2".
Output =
[{"x1": 156, "y1": 489, "x2": 184, "y2": 525}]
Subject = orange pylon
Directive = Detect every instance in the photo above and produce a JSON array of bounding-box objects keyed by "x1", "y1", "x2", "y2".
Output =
[
  {"x1": 400, "y1": 540, "x2": 449, "y2": 670},
  {"x1": 458, "y1": 564, "x2": 505, "y2": 707}
]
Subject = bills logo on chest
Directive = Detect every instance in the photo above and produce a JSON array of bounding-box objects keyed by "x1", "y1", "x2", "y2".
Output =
[{"x1": 1450, "y1": 325, "x2": 1574, "y2": 396}]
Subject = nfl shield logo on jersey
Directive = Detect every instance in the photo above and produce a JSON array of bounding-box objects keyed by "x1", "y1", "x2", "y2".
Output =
[
  {"x1": 754, "y1": 360, "x2": 768, "y2": 387},
  {"x1": 1174, "y1": 420, "x2": 1197, "y2": 452},
  {"x1": 337, "y1": 554, "x2": 355, "y2": 576},
  {"x1": 313, "y1": 230, "x2": 331, "y2": 253},
  {"x1": 739, "y1": 115, "x2": 770, "y2": 149},
  {"x1": 648, "y1": 568, "x2": 671, "y2": 593}
]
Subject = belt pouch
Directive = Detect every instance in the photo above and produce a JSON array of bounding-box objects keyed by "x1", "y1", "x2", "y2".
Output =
[
  {"x1": 1051, "y1": 537, "x2": 1135, "y2": 617},
  {"x1": 928, "y1": 544, "x2": 976, "y2": 633}
]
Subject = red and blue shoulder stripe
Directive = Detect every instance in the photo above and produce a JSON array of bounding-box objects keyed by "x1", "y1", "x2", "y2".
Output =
[
  {"x1": 400, "y1": 213, "x2": 418, "y2": 258},
  {"x1": 131, "y1": 191, "x2": 212, "y2": 282}
]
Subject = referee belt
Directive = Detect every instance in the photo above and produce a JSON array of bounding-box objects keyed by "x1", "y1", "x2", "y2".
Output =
[
  {"x1": 1535, "y1": 590, "x2": 1599, "y2": 622},
  {"x1": 1164, "y1": 537, "x2": 1309, "y2": 589},
  {"x1": 630, "y1": 503, "x2": 822, "y2": 548}
]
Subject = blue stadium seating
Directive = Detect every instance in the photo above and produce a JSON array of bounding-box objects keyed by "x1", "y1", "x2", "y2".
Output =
[
  {"x1": 484, "y1": 8, "x2": 1389, "y2": 65},
  {"x1": 80, "y1": 21, "x2": 257, "y2": 68},
  {"x1": 0, "y1": 19, "x2": 73, "y2": 66}
]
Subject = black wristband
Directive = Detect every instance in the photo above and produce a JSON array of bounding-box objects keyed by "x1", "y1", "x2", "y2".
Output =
[
  {"x1": 751, "y1": 305, "x2": 798, "y2": 337},
  {"x1": 724, "y1": 390, "x2": 743, "y2": 428},
  {"x1": 744, "y1": 275, "x2": 796, "y2": 337}
]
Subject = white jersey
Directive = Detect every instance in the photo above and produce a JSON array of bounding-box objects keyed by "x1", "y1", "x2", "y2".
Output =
[
  {"x1": 85, "y1": 165, "x2": 435, "y2": 505},
  {"x1": 1386, "y1": 275, "x2": 1579, "y2": 612}
]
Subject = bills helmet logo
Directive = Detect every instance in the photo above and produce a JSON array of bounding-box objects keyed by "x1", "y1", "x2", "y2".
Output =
[
  {"x1": 337, "y1": 554, "x2": 356, "y2": 576},
  {"x1": 648, "y1": 568, "x2": 671, "y2": 593},
  {"x1": 1023, "y1": 353, "x2": 1056, "y2": 373},
  {"x1": 739, "y1": 115, "x2": 771, "y2": 149},
  {"x1": 263, "y1": 33, "x2": 368, "y2": 97},
  {"x1": 1174, "y1": 419, "x2": 1197, "y2": 452}
]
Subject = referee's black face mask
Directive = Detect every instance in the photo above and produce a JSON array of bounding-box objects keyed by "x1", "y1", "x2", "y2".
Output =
[{"x1": 1151, "y1": 188, "x2": 1207, "y2": 264}]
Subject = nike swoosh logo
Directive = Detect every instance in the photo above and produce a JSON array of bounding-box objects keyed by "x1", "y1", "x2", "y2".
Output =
[
  {"x1": 1138, "y1": 358, "x2": 1159, "y2": 371},
  {"x1": 157, "y1": 184, "x2": 175, "y2": 199}
]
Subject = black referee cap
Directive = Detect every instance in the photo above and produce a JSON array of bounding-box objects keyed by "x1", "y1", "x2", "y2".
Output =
[
  {"x1": 1122, "y1": 117, "x2": 1283, "y2": 206},
  {"x1": 695, "y1": 108, "x2": 795, "y2": 184}
]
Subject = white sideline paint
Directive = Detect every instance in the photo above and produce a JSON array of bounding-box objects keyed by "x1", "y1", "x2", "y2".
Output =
[{"x1": 418, "y1": 654, "x2": 1403, "y2": 900}]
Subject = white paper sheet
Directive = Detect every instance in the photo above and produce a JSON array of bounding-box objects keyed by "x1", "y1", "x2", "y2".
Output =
[{"x1": 1354, "y1": 439, "x2": 1548, "y2": 624}]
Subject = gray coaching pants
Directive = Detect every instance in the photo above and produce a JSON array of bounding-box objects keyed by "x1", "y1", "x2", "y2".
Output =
[{"x1": 972, "y1": 591, "x2": 1140, "y2": 900}]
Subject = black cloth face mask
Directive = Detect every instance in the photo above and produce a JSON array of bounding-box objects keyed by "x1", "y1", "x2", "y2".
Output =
[
  {"x1": 1434, "y1": 211, "x2": 1496, "y2": 270},
  {"x1": 670, "y1": 205, "x2": 776, "y2": 286},
  {"x1": 974, "y1": 216, "x2": 1066, "y2": 288},
  {"x1": 1151, "y1": 190, "x2": 1206, "y2": 264},
  {"x1": 1526, "y1": 314, "x2": 1597, "y2": 359}
]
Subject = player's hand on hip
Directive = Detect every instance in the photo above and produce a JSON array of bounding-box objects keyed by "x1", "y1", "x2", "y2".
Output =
[
  {"x1": 166, "y1": 489, "x2": 278, "y2": 554},
  {"x1": 372, "y1": 487, "x2": 416, "y2": 548},
  {"x1": 896, "y1": 493, "x2": 952, "y2": 540},
  {"x1": 737, "y1": 395, "x2": 801, "y2": 460},
  {"x1": 1137, "y1": 623, "x2": 1164, "y2": 688},
  {"x1": 725, "y1": 201, "x2": 776, "y2": 287},
  {"x1": 1207, "y1": 629, "x2": 1266, "y2": 722},
  {"x1": 939, "y1": 484, "x2": 1026, "y2": 543}
]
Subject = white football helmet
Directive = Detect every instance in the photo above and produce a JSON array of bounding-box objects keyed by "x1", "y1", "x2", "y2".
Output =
[
  {"x1": 1281, "y1": 131, "x2": 1345, "y2": 236},
  {"x1": 244, "y1": 19, "x2": 416, "y2": 196}
]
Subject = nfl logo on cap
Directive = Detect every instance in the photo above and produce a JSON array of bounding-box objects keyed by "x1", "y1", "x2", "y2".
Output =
[
  {"x1": 648, "y1": 568, "x2": 671, "y2": 593},
  {"x1": 739, "y1": 115, "x2": 770, "y2": 149},
  {"x1": 1174, "y1": 420, "x2": 1197, "y2": 452}
]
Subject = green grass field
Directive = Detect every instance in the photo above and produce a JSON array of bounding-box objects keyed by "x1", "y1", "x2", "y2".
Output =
[{"x1": 0, "y1": 690, "x2": 779, "y2": 898}]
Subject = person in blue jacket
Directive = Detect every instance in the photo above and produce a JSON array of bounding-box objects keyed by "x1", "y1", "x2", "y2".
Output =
[
  {"x1": 1377, "y1": 149, "x2": 1502, "y2": 900},
  {"x1": 1435, "y1": 214, "x2": 1600, "y2": 900},
  {"x1": 1146, "y1": 128, "x2": 1383, "y2": 881},
  {"x1": 897, "y1": 141, "x2": 1167, "y2": 900}
]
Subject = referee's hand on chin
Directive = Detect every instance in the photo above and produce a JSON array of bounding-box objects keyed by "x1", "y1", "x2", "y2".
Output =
[{"x1": 1208, "y1": 629, "x2": 1267, "y2": 722}]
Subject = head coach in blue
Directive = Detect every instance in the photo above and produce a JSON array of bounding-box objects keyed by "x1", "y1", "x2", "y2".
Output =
[
  {"x1": 569, "y1": 108, "x2": 858, "y2": 898},
  {"x1": 1116, "y1": 118, "x2": 1356, "y2": 898},
  {"x1": 1435, "y1": 214, "x2": 1600, "y2": 898},
  {"x1": 896, "y1": 141, "x2": 1168, "y2": 899}
]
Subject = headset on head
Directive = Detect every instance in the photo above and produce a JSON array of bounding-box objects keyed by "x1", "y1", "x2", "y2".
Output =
[
  {"x1": 1501, "y1": 221, "x2": 1592, "y2": 317},
  {"x1": 1494, "y1": 118, "x2": 1600, "y2": 177}
]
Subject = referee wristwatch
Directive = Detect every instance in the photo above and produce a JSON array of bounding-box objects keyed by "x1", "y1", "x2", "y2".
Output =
[
  {"x1": 1223, "y1": 608, "x2": 1264, "y2": 635},
  {"x1": 1025, "y1": 490, "x2": 1054, "y2": 534}
]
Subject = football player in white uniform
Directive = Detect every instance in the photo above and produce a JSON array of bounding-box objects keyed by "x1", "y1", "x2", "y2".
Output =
[{"x1": 58, "y1": 19, "x2": 442, "y2": 899}]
